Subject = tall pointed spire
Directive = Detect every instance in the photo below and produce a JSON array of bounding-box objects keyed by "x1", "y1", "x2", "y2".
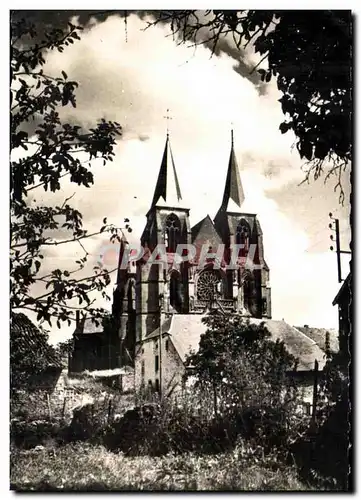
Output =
[
  {"x1": 150, "y1": 134, "x2": 182, "y2": 208},
  {"x1": 220, "y1": 129, "x2": 245, "y2": 212}
]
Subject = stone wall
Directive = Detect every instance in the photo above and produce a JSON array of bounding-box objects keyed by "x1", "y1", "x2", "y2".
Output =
[{"x1": 135, "y1": 333, "x2": 185, "y2": 397}]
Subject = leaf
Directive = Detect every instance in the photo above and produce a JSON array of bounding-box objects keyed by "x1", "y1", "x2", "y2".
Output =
[{"x1": 279, "y1": 122, "x2": 291, "y2": 134}]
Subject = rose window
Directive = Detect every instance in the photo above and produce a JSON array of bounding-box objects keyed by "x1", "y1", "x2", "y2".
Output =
[{"x1": 196, "y1": 270, "x2": 222, "y2": 300}]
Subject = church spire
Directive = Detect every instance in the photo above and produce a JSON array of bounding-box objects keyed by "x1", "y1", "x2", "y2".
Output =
[
  {"x1": 150, "y1": 134, "x2": 183, "y2": 208},
  {"x1": 220, "y1": 129, "x2": 245, "y2": 212}
]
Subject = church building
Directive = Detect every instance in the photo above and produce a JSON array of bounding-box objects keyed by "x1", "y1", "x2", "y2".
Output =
[{"x1": 110, "y1": 131, "x2": 325, "y2": 397}]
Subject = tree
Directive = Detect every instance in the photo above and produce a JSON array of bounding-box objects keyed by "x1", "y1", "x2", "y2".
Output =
[
  {"x1": 307, "y1": 348, "x2": 350, "y2": 489},
  {"x1": 10, "y1": 18, "x2": 131, "y2": 327},
  {"x1": 148, "y1": 10, "x2": 352, "y2": 202},
  {"x1": 185, "y1": 313, "x2": 305, "y2": 449},
  {"x1": 55, "y1": 338, "x2": 74, "y2": 358}
]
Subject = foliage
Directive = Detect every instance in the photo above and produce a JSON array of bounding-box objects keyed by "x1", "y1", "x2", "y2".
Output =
[
  {"x1": 184, "y1": 313, "x2": 306, "y2": 450},
  {"x1": 186, "y1": 313, "x2": 297, "y2": 403},
  {"x1": 295, "y1": 350, "x2": 350, "y2": 490},
  {"x1": 10, "y1": 17, "x2": 130, "y2": 327},
  {"x1": 149, "y1": 10, "x2": 352, "y2": 202},
  {"x1": 10, "y1": 441, "x2": 314, "y2": 491},
  {"x1": 11, "y1": 417, "x2": 67, "y2": 450},
  {"x1": 56, "y1": 338, "x2": 74, "y2": 358}
]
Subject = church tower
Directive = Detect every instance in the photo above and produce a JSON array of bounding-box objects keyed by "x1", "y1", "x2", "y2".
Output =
[
  {"x1": 136, "y1": 133, "x2": 192, "y2": 342},
  {"x1": 214, "y1": 131, "x2": 272, "y2": 318},
  {"x1": 112, "y1": 235, "x2": 136, "y2": 366}
]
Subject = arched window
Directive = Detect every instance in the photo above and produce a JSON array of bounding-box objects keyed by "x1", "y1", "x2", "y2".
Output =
[
  {"x1": 236, "y1": 219, "x2": 250, "y2": 258},
  {"x1": 170, "y1": 271, "x2": 184, "y2": 312},
  {"x1": 165, "y1": 213, "x2": 181, "y2": 253}
]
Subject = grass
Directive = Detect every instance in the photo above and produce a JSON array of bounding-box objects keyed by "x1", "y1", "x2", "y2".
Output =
[{"x1": 10, "y1": 442, "x2": 316, "y2": 491}]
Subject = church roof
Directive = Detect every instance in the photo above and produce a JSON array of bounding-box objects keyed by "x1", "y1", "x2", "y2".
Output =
[
  {"x1": 219, "y1": 131, "x2": 245, "y2": 212},
  {"x1": 146, "y1": 314, "x2": 326, "y2": 371},
  {"x1": 150, "y1": 134, "x2": 183, "y2": 209},
  {"x1": 191, "y1": 215, "x2": 222, "y2": 245},
  {"x1": 74, "y1": 317, "x2": 104, "y2": 335}
]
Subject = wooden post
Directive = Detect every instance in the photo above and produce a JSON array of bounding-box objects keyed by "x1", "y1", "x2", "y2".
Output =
[
  {"x1": 311, "y1": 359, "x2": 319, "y2": 425},
  {"x1": 107, "y1": 398, "x2": 112, "y2": 424},
  {"x1": 335, "y1": 219, "x2": 342, "y2": 283},
  {"x1": 46, "y1": 393, "x2": 52, "y2": 419}
]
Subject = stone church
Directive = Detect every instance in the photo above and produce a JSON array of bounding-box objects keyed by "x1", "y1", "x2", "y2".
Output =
[
  {"x1": 105, "y1": 131, "x2": 326, "y2": 397},
  {"x1": 70, "y1": 131, "x2": 329, "y2": 397}
]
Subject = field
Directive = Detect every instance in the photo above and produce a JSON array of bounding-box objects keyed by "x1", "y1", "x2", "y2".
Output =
[{"x1": 10, "y1": 442, "x2": 315, "y2": 492}]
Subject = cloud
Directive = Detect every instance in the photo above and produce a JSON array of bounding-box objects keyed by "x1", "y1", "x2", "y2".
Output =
[{"x1": 18, "y1": 13, "x2": 350, "y2": 342}]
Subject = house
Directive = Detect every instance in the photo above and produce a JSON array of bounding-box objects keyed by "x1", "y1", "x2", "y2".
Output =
[
  {"x1": 332, "y1": 271, "x2": 352, "y2": 359},
  {"x1": 135, "y1": 313, "x2": 327, "y2": 402},
  {"x1": 69, "y1": 312, "x2": 134, "y2": 373},
  {"x1": 10, "y1": 312, "x2": 63, "y2": 391}
]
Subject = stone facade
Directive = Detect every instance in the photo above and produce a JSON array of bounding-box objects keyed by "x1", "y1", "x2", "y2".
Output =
[
  {"x1": 115, "y1": 132, "x2": 273, "y2": 393},
  {"x1": 134, "y1": 332, "x2": 184, "y2": 398}
]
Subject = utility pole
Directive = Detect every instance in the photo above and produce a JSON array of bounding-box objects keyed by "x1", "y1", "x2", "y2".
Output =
[{"x1": 329, "y1": 213, "x2": 352, "y2": 283}]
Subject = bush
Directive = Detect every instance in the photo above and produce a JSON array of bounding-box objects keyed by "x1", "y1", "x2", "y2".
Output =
[
  {"x1": 67, "y1": 402, "x2": 111, "y2": 443},
  {"x1": 10, "y1": 417, "x2": 67, "y2": 449},
  {"x1": 102, "y1": 393, "x2": 307, "y2": 457}
]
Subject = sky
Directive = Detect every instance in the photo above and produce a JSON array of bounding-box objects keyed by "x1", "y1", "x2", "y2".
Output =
[{"x1": 11, "y1": 11, "x2": 351, "y2": 344}]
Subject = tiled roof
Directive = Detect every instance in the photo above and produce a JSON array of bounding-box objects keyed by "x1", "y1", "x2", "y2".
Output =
[
  {"x1": 11, "y1": 312, "x2": 62, "y2": 368},
  {"x1": 75, "y1": 317, "x2": 104, "y2": 335},
  {"x1": 146, "y1": 314, "x2": 326, "y2": 371},
  {"x1": 295, "y1": 326, "x2": 339, "y2": 353},
  {"x1": 251, "y1": 319, "x2": 326, "y2": 371}
]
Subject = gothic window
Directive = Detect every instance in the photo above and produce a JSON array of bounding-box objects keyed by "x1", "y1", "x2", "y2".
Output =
[
  {"x1": 236, "y1": 219, "x2": 250, "y2": 258},
  {"x1": 196, "y1": 270, "x2": 223, "y2": 301},
  {"x1": 262, "y1": 298, "x2": 267, "y2": 315},
  {"x1": 165, "y1": 213, "x2": 181, "y2": 253},
  {"x1": 148, "y1": 380, "x2": 153, "y2": 394},
  {"x1": 170, "y1": 271, "x2": 184, "y2": 312}
]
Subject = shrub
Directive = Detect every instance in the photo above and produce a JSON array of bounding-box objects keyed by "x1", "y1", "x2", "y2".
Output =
[
  {"x1": 10, "y1": 417, "x2": 67, "y2": 449},
  {"x1": 67, "y1": 402, "x2": 111, "y2": 443}
]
